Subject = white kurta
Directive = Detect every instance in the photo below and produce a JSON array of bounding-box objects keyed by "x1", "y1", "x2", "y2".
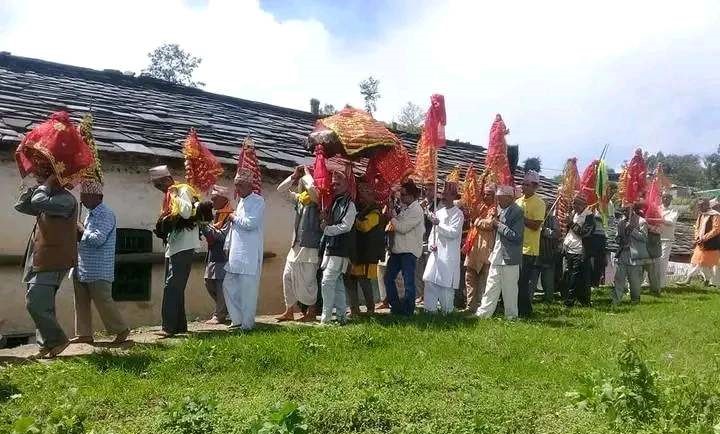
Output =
[
  {"x1": 223, "y1": 193, "x2": 265, "y2": 330},
  {"x1": 422, "y1": 205, "x2": 464, "y2": 289}
]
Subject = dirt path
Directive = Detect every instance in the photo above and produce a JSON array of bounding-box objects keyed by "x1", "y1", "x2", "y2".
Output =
[{"x1": 0, "y1": 314, "x2": 311, "y2": 363}]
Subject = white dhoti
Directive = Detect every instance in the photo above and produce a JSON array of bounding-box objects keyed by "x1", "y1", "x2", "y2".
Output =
[
  {"x1": 423, "y1": 282, "x2": 454, "y2": 314},
  {"x1": 657, "y1": 241, "x2": 672, "y2": 288},
  {"x1": 475, "y1": 264, "x2": 520, "y2": 320},
  {"x1": 223, "y1": 272, "x2": 261, "y2": 330},
  {"x1": 282, "y1": 258, "x2": 319, "y2": 307}
]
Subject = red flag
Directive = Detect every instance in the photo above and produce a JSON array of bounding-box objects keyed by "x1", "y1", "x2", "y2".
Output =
[
  {"x1": 424, "y1": 94, "x2": 446, "y2": 148},
  {"x1": 622, "y1": 149, "x2": 647, "y2": 206},
  {"x1": 644, "y1": 163, "x2": 667, "y2": 221}
]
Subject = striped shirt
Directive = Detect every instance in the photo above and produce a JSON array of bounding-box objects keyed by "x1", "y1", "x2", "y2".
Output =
[{"x1": 76, "y1": 202, "x2": 116, "y2": 282}]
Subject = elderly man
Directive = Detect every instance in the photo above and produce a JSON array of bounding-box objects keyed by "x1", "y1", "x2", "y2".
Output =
[
  {"x1": 475, "y1": 185, "x2": 525, "y2": 320},
  {"x1": 200, "y1": 185, "x2": 233, "y2": 325},
  {"x1": 70, "y1": 179, "x2": 129, "y2": 344},
  {"x1": 613, "y1": 204, "x2": 653, "y2": 304},
  {"x1": 563, "y1": 196, "x2": 595, "y2": 307},
  {"x1": 462, "y1": 184, "x2": 496, "y2": 313},
  {"x1": 515, "y1": 170, "x2": 546, "y2": 317},
  {"x1": 423, "y1": 182, "x2": 464, "y2": 314},
  {"x1": 385, "y1": 180, "x2": 424, "y2": 315},
  {"x1": 537, "y1": 202, "x2": 561, "y2": 303},
  {"x1": 319, "y1": 170, "x2": 357, "y2": 324},
  {"x1": 680, "y1": 198, "x2": 720, "y2": 285},
  {"x1": 15, "y1": 168, "x2": 77, "y2": 358},
  {"x1": 224, "y1": 171, "x2": 265, "y2": 330},
  {"x1": 150, "y1": 165, "x2": 200, "y2": 338},
  {"x1": 275, "y1": 166, "x2": 322, "y2": 322}
]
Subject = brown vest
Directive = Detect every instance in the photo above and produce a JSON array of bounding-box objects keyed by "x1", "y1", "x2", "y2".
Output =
[{"x1": 32, "y1": 205, "x2": 78, "y2": 272}]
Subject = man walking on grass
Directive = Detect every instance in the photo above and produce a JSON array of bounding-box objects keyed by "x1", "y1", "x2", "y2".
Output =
[
  {"x1": 70, "y1": 179, "x2": 129, "y2": 344},
  {"x1": 515, "y1": 171, "x2": 545, "y2": 317}
]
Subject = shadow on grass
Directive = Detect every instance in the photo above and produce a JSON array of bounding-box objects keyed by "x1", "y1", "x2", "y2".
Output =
[
  {"x1": 662, "y1": 285, "x2": 718, "y2": 296},
  {"x1": 190, "y1": 321, "x2": 289, "y2": 341},
  {"x1": 82, "y1": 350, "x2": 159, "y2": 376}
]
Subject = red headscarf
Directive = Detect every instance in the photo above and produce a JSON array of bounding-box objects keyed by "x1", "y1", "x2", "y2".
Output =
[{"x1": 15, "y1": 111, "x2": 95, "y2": 187}]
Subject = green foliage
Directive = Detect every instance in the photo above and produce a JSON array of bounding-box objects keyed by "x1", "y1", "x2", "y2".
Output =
[
  {"x1": 568, "y1": 338, "x2": 720, "y2": 433},
  {"x1": 246, "y1": 402, "x2": 307, "y2": 434},
  {"x1": 395, "y1": 101, "x2": 424, "y2": 133},
  {"x1": 8, "y1": 390, "x2": 88, "y2": 434},
  {"x1": 142, "y1": 43, "x2": 204, "y2": 88},
  {"x1": 158, "y1": 396, "x2": 216, "y2": 434},
  {"x1": 523, "y1": 157, "x2": 542, "y2": 173},
  {"x1": 359, "y1": 76, "x2": 381, "y2": 113},
  {"x1": 645, "y1": 148, "x2": 720, "y2": 189}
]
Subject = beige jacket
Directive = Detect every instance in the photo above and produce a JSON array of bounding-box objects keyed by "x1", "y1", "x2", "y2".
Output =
[{"x1": 390, "y1": 200, "x2": 425, "y2": 258}]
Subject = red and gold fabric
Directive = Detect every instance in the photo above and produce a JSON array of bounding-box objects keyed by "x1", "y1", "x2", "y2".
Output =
[
  {"x1": 315, "y1": 107, "x2": 400, "y2": 157},
  {"x1": 183, "y1": 128, "x2": 223, "y2": 194},
  {"x1": 413, "y1": 131, "x2": 437, "y2": 184},
  {"x1": 579, "y1": 160, "x2": 599, "y2": 205},
  {"x1": 554, "y1": 158, "x2": 580, "y2": 238},
  {"x1": 482, "y1": 114, "x2": 513, "y2": 187},
  {"x1": 15, "y1": 111, "x2": 95, "y2": 187},
  {"x1": 236, "y1": 137, "x2": 262, "y2": 195},
  {"x1": 461, "y1": 165, "x2": 481, "y2": 220},
  {"x1": 213, "y1": 202, "x2": 234, "y2": 229},
  {"x1": 367, "y1": 142, "x2": 414, "y2": 188}
]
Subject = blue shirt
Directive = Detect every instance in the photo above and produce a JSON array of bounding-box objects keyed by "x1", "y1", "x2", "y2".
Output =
[{"x1": 76, "y1": 202, "x2": 117, "y2": 283}]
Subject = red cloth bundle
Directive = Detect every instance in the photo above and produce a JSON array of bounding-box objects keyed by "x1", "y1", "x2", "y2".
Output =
[
  {"x1": 579, "y1": 160, "x2": 599, "y2": 205},
  {"x1": 15, "y1": 111, "x2": 95, "y2": 187},
  {"x1": 554, "y1": 158, "x2": 580, "y2": 237},
  {"x1": 312, "y1": 145, "x2": 332, "y2": 211},
  {"x1": 183, "y1": 128, "x2": 223, "y2": 193},
  {"x1": 644, "y1": 164, "x2": 668, "y2": 221},
  {"x1": 483, "y1": 114, "x2": 513, "y2": 187},
  {"x1": 461, "y1": 165, "x2": 480, "y2": 219},
  {"x1": 413, "y1": 131, "x2": 437, "y2": 184},
  {"x1": 622, "y1": 149, "x2": 647, "y2": 205}
]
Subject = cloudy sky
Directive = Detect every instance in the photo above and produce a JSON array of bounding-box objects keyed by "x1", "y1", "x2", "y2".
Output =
[{"x1": 1, "y1": 0, "x2": 719, "y2": 174}]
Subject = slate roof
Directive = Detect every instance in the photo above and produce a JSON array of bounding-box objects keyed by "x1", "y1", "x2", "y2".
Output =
[{"x1": 0, "y1": 53, "x2": 694, "y2": 260}]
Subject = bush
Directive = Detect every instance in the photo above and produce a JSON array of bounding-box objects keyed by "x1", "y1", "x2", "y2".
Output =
[
  {"x1": 567, "y1": 338, "x2": 720, "y2": 432},
  {"x1": 158, "y1": 396, "x2": 216, "y2": 434},
  {"x1": 245, "y1": 402, "x2": 307, "y2": 434}
]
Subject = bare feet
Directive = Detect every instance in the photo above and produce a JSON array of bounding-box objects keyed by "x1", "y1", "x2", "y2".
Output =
[
  {"x1": 69, "y1": 336, "x2": 94, "y2": 344},
  {"x1": 204, "y1": 316, "x2": 223, "y2": 325},
  {"x1": 155, "y1": 330, "x2": 174, "y2": 339},
  {"x1": 299, "y1": 305, "x2": 319, "y2": 322},
  {"x1": 275, "y1": 307, "x2": 295, "y2": 322}
]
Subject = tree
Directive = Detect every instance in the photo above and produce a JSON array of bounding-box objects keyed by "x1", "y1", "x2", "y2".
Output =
[
  {"x1": 359, "y1": 76, "x2": 381, "y2": 114},
  {"x1": 320, "y1": 104, "x2": 337, "y2": 116},
  {"x1": 644, "y1": 151, "x2": 708, "y2": 188},
  {"x1": 142, "y1": 43, "x2": 204, "y2": 87},
  {"x1": 522, "y1": 157, "x2": 542, "y2": 173},
  {"x1": 703, "y1": 145, "x2": 720, "y2": 189},
  {"x1": 395, "y1": 101, "x2": 425, "y2": 133}
]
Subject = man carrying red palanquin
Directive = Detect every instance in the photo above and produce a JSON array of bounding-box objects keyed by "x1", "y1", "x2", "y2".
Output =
[{"x1": 14, "y1": 111, "x2": 95, "y2": 359}]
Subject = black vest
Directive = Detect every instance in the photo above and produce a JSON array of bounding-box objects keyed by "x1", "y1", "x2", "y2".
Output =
[
  {"x1": 292, "y1": 201, "x2": 322, "y2": 249},
  {"x1": 352, "y1": 205, "x2": 386, "y2": 264},
  {"x1": 323, "y1": 194, "x2": 356, "y2": 258}
]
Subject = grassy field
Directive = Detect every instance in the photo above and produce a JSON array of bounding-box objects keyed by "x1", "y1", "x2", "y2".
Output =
[{"x1": 1, "y1": 284, "x2": 720, "y2": 434}]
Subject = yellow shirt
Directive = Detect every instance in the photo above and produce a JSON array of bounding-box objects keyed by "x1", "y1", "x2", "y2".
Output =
[{"x1": 516, "y1": 194, "x2": 546, "y2": 256}]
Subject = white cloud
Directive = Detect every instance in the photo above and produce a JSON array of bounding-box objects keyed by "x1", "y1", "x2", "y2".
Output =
[{"x1": 1, "y1": 0, "x2": 719, "y2": 174}]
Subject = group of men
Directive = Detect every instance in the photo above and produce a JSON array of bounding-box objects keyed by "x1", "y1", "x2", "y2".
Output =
[{"x1": 16, "y1": 157, "x2": 695, "y2": 358}]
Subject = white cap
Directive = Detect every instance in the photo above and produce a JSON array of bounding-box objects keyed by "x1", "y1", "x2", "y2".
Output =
[
  {"x1": 496, "y1": 185, "x2": 515, "y2": 196},
  {"x1": 149, "y1": 165, "x2": 171, "y2": 180},
  {"x1": 210, "y1": 185, "x2": 230, "y2": 198}
]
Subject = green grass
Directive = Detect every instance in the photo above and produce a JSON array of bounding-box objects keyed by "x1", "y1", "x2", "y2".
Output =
[{"x1": 2, "y1": 284, "x2": 720, "y2": 433}]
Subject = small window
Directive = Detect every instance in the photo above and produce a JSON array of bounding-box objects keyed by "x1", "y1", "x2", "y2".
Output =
[{"x1": 112, "y1": 228, "x2": 153, "y2": 302}]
